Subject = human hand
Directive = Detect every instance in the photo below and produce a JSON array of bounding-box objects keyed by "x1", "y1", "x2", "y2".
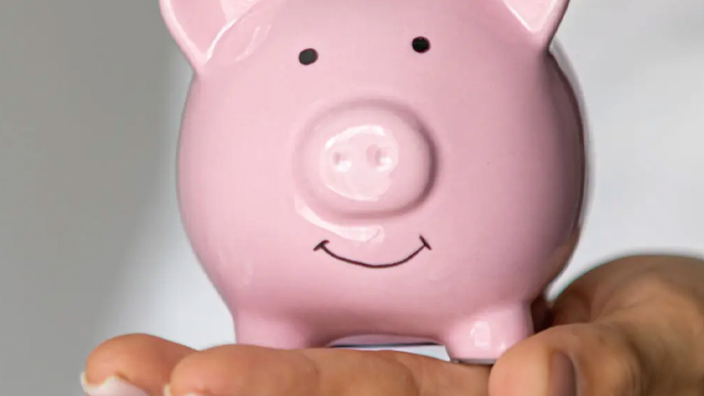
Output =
[{"x1": 81, "y1": 254, "x2": 704, "y2": 396}]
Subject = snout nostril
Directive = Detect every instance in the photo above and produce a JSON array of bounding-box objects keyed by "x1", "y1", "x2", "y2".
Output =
[
  {"x1": 367, "y1": 146, "x2": 394, "y2": 171},
  {"x1": 332, "y1": 151, "x2": 352, "y2": 172}
]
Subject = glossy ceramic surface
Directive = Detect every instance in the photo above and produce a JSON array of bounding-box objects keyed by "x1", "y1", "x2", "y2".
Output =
[{"x1": 160, "y1": 0, "x2": 588, "y2": 361}]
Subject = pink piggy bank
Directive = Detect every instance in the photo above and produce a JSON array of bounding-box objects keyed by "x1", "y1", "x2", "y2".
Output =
[{"x1": 160, "y1": 0, "x2": 587, "y2": 363}]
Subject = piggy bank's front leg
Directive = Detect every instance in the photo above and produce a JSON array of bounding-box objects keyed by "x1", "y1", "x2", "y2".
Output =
[
  {"x1": 442, "y1": 305, "x2": 533, "y2": 364},
  {"x1": 234, "y1": 314, "x2": 323, "y2": 350}
]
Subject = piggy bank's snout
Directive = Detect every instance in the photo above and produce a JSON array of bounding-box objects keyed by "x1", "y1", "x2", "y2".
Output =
[{"x1": 296, "y1": 103, "x2": 435, "y2": 217}]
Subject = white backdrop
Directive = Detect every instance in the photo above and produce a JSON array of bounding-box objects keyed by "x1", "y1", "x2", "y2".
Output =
[{"x1": 0, "y1": 1, "x2": 702, "y2": 395}]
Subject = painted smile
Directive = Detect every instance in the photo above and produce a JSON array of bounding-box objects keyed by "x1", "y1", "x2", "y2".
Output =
[{"x1": 313, "y1": 236, "x2": 431, "y2": 269}]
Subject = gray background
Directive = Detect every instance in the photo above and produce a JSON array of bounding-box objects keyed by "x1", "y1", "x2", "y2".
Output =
[{"x1": 0, "y1": 0, "x2": 702, "y2": 395}]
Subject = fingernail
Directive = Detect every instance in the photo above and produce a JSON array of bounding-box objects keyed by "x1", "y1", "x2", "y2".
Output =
[
  {"x1": 80, "y1": 372, "x2": 150, "y2": 396},
  {"x1": 550, "y1": 353, "x2": 577, "y2": 396}
]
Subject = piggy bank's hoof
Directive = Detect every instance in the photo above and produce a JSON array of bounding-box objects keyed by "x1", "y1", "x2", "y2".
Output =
[
  {"x1": 235, "y1": 316, "x2": 322, "y2": 350},
  {"x1": 442, "y1": 305, "x2": 533, "y2": 362}
]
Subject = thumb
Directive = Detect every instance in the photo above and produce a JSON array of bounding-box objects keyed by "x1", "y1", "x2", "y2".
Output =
[
  {"x1": 488, "y1": 321, "x2": 643, "y2": 396},
  {"x1": 488, "y1": 255, "x2": 704, "y2": 396}
]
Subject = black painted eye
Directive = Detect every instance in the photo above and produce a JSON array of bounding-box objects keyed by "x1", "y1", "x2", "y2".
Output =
[
  {"x1": 412, "y1": 37, "x2": 430, "y2": 53},
  {"x1": 299, "y1": 48, "x2": 318, "y2": 65}
]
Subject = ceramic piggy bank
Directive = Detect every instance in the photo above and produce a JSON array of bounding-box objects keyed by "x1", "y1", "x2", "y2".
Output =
[{"x1": 160, "y1": 0, "x2": 588, "y2": 362}]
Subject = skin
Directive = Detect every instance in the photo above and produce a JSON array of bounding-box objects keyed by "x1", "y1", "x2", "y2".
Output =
[{"x1": 84, "y1": 254, "x2": 704, "y2": 396}]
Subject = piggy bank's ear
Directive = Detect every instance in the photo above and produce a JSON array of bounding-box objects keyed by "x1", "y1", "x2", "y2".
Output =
[
  {"x1": 502, "y1": 0, "x2": 571, "y2": 47},
  {"x1": 159, "y1": 0, "x2": 261, "y2": 70}
]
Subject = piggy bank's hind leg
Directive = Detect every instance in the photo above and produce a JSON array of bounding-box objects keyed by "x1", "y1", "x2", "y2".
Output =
[
  {"x1": 234, "y1": 314, "x2": 323, "y2": 350},
  {"x1": 441, "y1": 305, "x2": 533, "y2": 364}
]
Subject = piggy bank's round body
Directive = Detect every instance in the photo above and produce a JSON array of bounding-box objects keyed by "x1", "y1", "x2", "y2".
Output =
[{"x1": 161, "y1": 0, "x2": 588, "y2": 362}]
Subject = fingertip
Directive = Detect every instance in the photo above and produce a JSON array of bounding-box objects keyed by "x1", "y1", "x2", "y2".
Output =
[
  {"x1": 489, "y1": 333, "x2": 554, "y2": 396},
  {"x1": 492, "y1": 322, "x2": 648, "y2": 396},
  {"x1": 489, "y1": 325, "x2": 584, "y2": 396},
  {"x1": 84, "y1": 334, "x2": 195, "y2": 395}
]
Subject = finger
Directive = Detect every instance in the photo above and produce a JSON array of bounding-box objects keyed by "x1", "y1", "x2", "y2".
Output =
[
  {"x1": 82, "y1": 333, "x2": 196, "y2": 396},
  {"x1": 167, "y1": 344, "x2": 491, "y2": 396},
  {"x1": 490, "y1": 254, "x2": 704, "y2": 396},
  {"x1": 490, "y1": 322, "x2": 649, "y2": 396},
  {"x1": 491, "y1": 318, "x2": 702, "y2": 396},
  {"x1": 550, "y1": 254, "x2": 704, "y2": 325}
]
